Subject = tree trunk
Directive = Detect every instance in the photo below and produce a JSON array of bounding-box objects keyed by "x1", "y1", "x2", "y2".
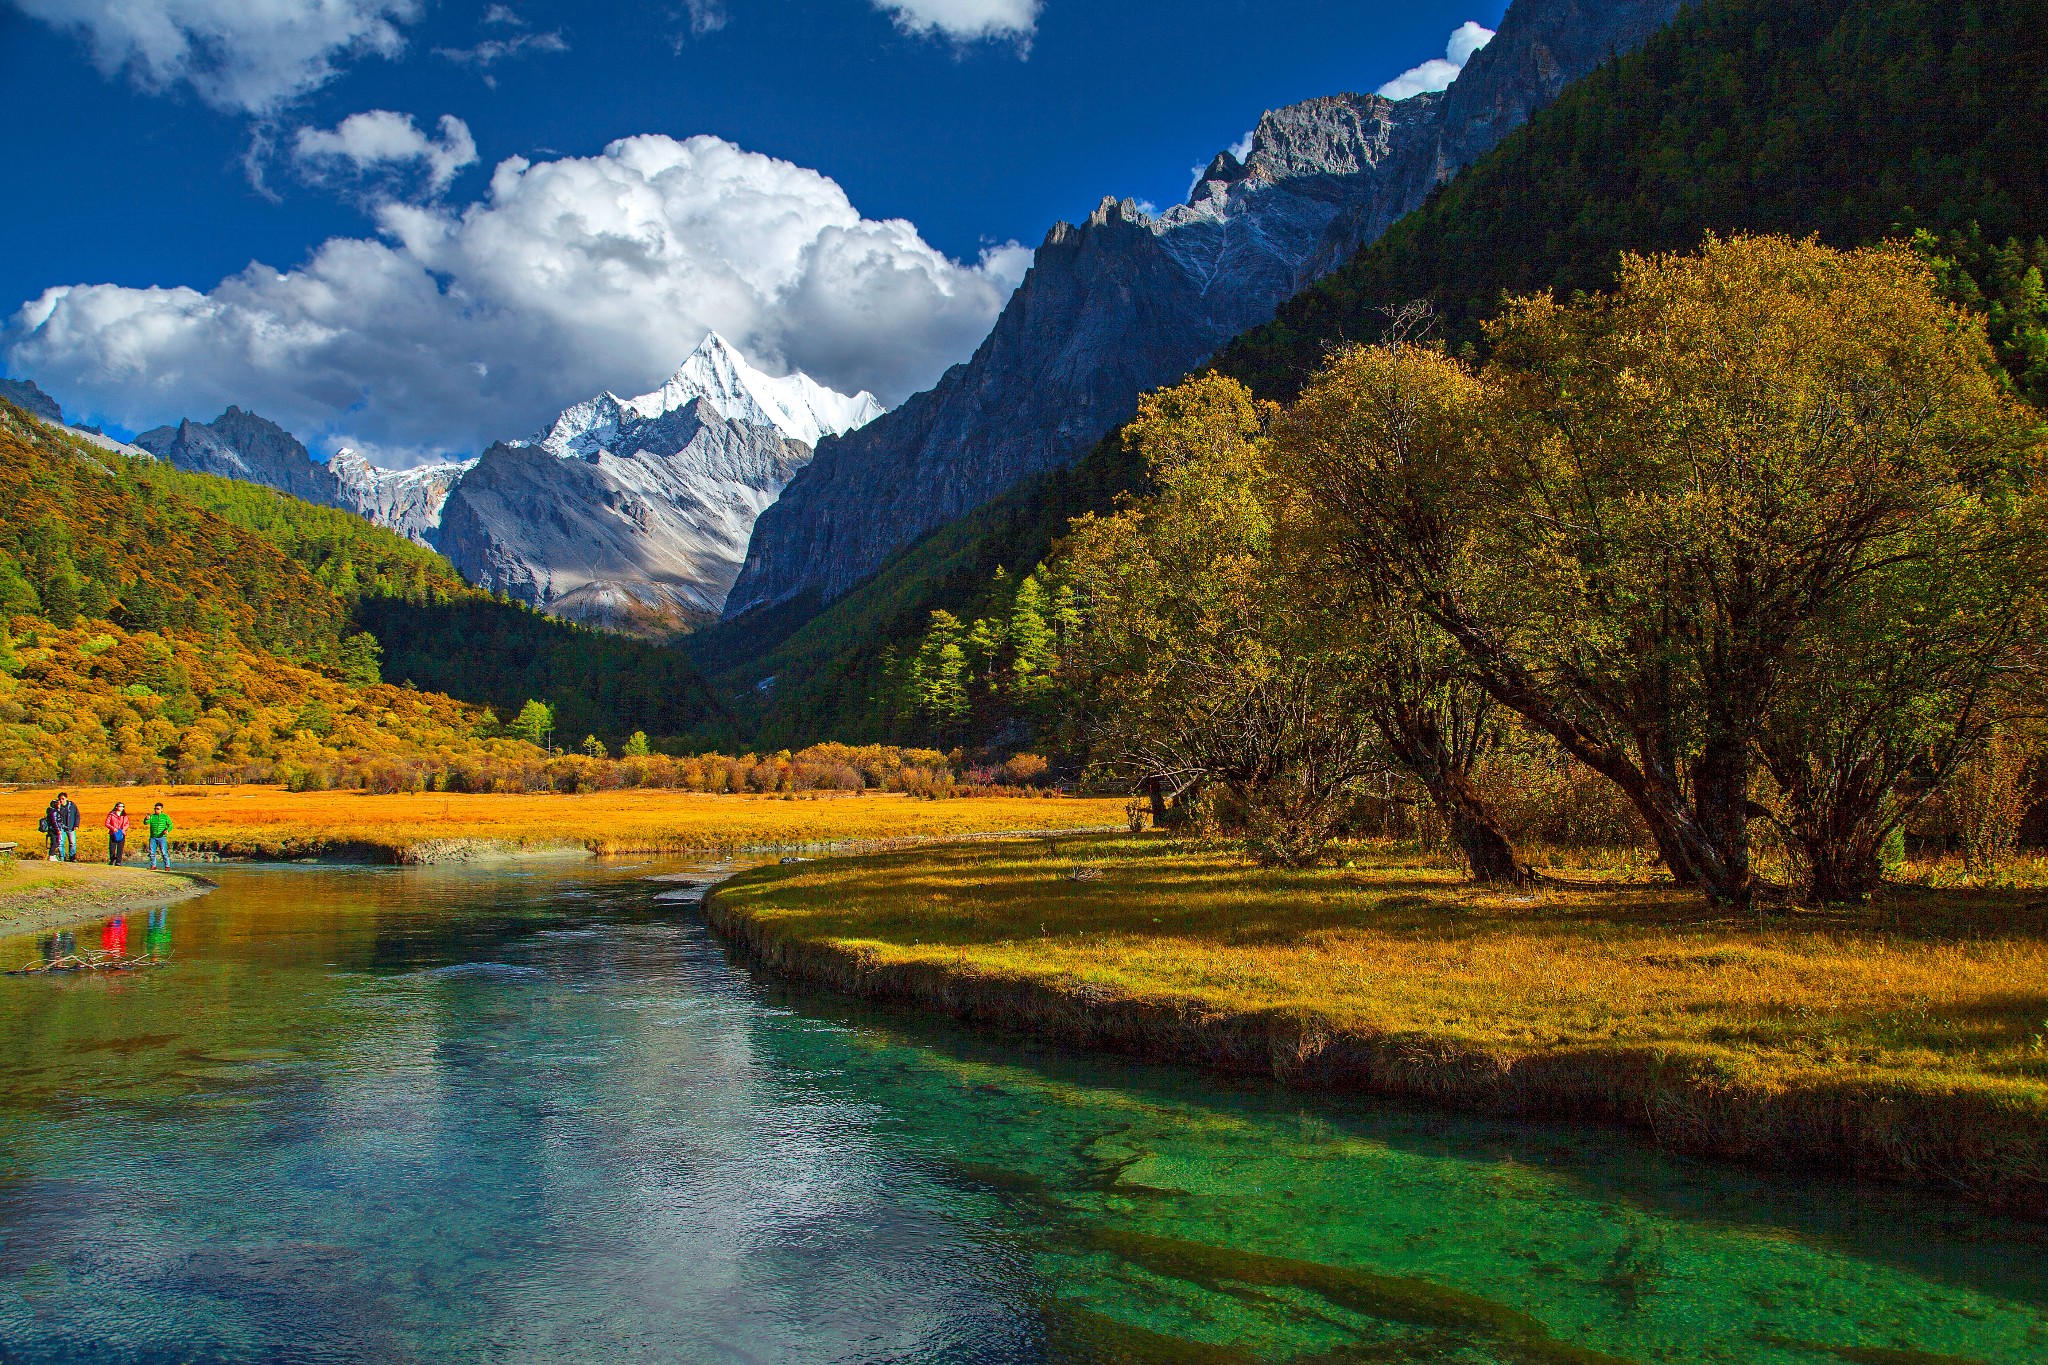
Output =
[
  {"x1": 1803, "y1": 835, "x2": 1883, "y2": 903},
  {"x1": 1615, "y1": 771, "x2": 1753, "y2": 907},
  {"x1": 1376, "y1": 709, "x2": 1532, "y2": 886},
  {"x1": 1445, "y1": 787, "x2": 1530, "y2": 885},
  {"x1": 1425, "y1": 597, "x2": 1760, "y2": 905},
  {"x1": 1688, "y1": 736, "x2": 1754, "y2": 908}
]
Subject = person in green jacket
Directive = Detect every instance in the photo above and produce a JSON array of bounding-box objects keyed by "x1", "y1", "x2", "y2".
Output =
[{"x1": 145, "y1": 802, "x2": 174, "y2": 869}]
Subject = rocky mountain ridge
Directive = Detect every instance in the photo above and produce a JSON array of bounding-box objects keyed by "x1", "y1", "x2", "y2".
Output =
[
  {"x1": 436, "y1": 399, "x2": 812, "y2": 636},
  {"x1": 1, "y1": 376, "x2": 160, "y2": 462},
  {"x1": 428, "y1": 334, "x2": 879, "y2": 635},
  {"x1": 123, "y1": 336, "x2": 880, "y2": 637},
  {"x1": 726, "y1": 0, "x2": 1688, "y2": 619},
  {"x1": 329, "y1": 451, "x2": 474, "y2": 544},
  {"x1": 0, "y1": 377, "x2": 62, "y2": 425},
  {"x1": 134, "y1": 407, "x2": 471, "y2": 543}
]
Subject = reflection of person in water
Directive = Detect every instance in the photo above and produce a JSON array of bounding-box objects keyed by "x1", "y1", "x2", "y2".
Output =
[
  {"x1": 145, "y1": 909, "x2": 170, "y2": 957},
  {"x1": 101, "y1": 916, "x2": 127, "y2": 957},
  {"x1": 41, "y1": 930, "x2": 75, "y2": 964}
]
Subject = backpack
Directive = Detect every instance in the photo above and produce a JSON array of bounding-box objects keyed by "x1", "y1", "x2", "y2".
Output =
[{"x1": 37, "y1": 815, "x2": 50, "y2": 835}]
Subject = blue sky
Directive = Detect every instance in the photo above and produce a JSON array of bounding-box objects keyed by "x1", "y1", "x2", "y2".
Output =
[{"x1": 0, "y1": 0, "x2": 1506, "y2": 461}]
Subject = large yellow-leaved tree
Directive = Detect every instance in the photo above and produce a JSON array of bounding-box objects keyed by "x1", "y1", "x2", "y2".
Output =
[{"x1": 1279, "y1": 235, "x2": 2044, "y2": 904}]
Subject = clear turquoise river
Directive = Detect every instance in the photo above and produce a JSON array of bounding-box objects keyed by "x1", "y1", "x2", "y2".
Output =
[{"x1": 0, "y1": 861, "x2": 2042, "y2": 1363}]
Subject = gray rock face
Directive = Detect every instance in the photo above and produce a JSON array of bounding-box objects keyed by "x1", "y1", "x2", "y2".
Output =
[
  {"x1": 329, "y1": 451, "x2": 469, "y2": 544},
  {"x1": 136, "y1": 407, "x2": 343, "y2": 507},
  {"x1": 726, "y1": 0, "x2": 1686, "y2": 618},
  {"x1": 113, "y1": 337, "x2": 865, "y2": 635},
  {"x1": 435, "y1": 398, "x2": 811, "y2": 636},
  {"x1": 1434, "y1": 0, "x2": 1686, "y2": 175},
  {"x1": 0, "y1": 378, "x2": 63, "y2": 425},
  {"x1": 135, "y1": 407, "x2": 465, "y2": 545}
]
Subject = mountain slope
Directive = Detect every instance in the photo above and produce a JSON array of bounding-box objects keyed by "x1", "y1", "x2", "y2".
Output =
[
  {"x1": 2, "y1": 396, "x2": 725, "y2": 747},
  {"x1": 1218, "y1": 0, "x2": 2048, "y2": 400},
  {"x1": 327, "y1": 451, "x2": 472, "y2": 544},
  {"x1": 137, "y1": 407, "x2": 342, "y2": 508},
  {"x1": 136, "y1": 407, "x2": 472, "y2": 545},
  {"x1": 725, "y1": 0, "x2": 1686, "y2": 620},
  {"x1": 435, "y1": 334, "x2": 877, "y2": 635},
  {"x1": 697, "y1": 0, "x2": 2048, "y2": 748}
]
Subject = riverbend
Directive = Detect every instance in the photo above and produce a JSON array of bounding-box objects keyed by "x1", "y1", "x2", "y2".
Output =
[{"x1": 0, "y1": 860, "x2": 2042, "y2": 1363}]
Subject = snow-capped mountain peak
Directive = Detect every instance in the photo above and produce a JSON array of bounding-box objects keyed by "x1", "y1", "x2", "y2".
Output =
[
  {"x1": 649, "y1": 333, "x2": 884, "y2": 446},
  {"x1": 529, "y1": 335, "x2": 882, "y2": 458}
]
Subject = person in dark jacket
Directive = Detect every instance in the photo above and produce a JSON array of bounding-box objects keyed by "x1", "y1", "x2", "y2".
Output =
[
  {"x1": 52, "y1": 792, "x2": 79, "y2": 862},
  {"x1": 39, "y1": 801, "x2": 59, "y2": 859}
]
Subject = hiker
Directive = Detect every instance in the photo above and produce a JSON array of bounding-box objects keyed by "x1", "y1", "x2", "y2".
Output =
[
  {"x1": 38, "y1": 800, "x2": 59, "y2": 859},
  {"x1": 145, "y1": 802, "x2": 174, "y2": 869},
  {"x1": 53, "y1": 792, "x2": 79, "y2": 862},
  {"x1": 105, "y1": 801, "x2": 129, "y2": 866}
]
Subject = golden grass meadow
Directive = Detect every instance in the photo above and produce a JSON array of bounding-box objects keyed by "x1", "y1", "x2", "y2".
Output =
[
  {"x1": 712, "y1": 834, "x2": 2048, "y2": 1206},
  {"x1": 1, "y1": 785, "x2": 1127, "y2": 862}
]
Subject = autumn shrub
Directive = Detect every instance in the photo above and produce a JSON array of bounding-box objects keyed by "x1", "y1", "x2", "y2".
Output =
[{"x1": 1931, "y1": 727, "x2": 2042, "y2": 874}]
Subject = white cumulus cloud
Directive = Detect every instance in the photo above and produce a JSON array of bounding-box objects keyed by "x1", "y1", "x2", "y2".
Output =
[
  {"x1": 293, "y1": 110, "x2": 477, "y2": 194},
  {"x1": 1377, "y1": 19, "x2": 1494, "y2": 100},
  {"x1": 873, "y1": 0, "x2": 1041, "y2": 47},
  {"x1": 10, "y1": 0, "x2": 422, "y2": 114},
  {"x1": 6, "y1": 134, "x2": 1030, "y2": 465}
]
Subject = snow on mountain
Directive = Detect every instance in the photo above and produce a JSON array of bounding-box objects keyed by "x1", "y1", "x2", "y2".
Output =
[
  {"x1": 529, "y1": 333, "x2": 882, "y2": 460},
  {"x1": 438, "y1": 397, "x2": 811, "y2": 635},
  {"x1": 329, "y1": 449, "x2": 474, "y2": 544},
  {"x1": 432, "y1": 335, "x2": 872, "y2": 636}
]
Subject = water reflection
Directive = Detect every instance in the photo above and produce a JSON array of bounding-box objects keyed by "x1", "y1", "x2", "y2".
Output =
[
  {"x1": 0, "y1": 863, "x2": 2038, "y2": 1365},
  {"x1": 37, "y1": 929, "x2": 74, "y2": 965}
]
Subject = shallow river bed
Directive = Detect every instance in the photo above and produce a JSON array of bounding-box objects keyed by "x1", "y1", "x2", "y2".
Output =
[{"x1": 0, "y1": 861, "x2": 2041, "y2": 1363}]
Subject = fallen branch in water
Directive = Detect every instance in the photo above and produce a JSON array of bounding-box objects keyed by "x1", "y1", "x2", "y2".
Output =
[{"x1": 10, "y1": 951, "x2": 170, "y2": 975}]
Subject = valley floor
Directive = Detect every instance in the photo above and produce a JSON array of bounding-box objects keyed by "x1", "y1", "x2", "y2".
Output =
[
  {"x1": 0, "y1": 787, "x2": 1126, "y2": 864},
  {"x1": 708, "y1": 835, "x2": 2048, "y2": 1215}
]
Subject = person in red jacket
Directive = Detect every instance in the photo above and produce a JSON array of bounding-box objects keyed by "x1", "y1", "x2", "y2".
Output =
[{"x1": 104, "y1": 801, "x2": 130, "y2": 866}]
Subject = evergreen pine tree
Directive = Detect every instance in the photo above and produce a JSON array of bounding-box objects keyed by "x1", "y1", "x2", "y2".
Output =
[
  {"x1": 915, "y1": 610, "x2": 969, "y2": 730},
  {"x1": 1009, "y1": 576, "x2": 1056, "y2": 696},
  {"x1": 40, "y1": 565, "x2": 79, "y2": 629}
]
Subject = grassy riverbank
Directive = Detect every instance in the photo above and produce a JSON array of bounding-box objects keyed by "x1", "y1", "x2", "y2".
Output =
[
  {"x1": 0, "y1": 860, "x2": 213, "y2": 940},
  {"x1": 709, "y1": 834, "x2": 2048, "y2": 1213},
  {"x1": 0, "y1": 786, "x2": 1125, "y2": 863}
]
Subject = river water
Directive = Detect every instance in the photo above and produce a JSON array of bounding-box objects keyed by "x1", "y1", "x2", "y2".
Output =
[{"x1": 0, "y1": 861, "x2": 2041, "y2": 1364}]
